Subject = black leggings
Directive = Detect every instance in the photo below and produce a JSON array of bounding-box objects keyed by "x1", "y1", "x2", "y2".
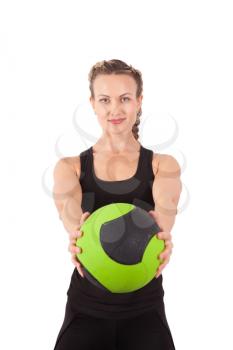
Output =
[{"x1": 54, "y1": 307, "x2": 176, "y2": 350}]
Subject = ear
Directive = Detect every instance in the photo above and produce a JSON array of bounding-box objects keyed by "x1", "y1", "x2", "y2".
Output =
[
  {"x1": 137, "y1": 94, "x2": 143, "y2": 109},
  {"x1": 89, "y1": 96, "x2": 95, "y2": 112}
]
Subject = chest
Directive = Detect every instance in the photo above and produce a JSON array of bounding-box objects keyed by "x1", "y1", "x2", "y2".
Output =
[
  {"x1": 92, "y1": 152, "x2": 140, "y2": 182},
  {"x1": 92, "y1": 151, "x2": 158, "y2": 182}
]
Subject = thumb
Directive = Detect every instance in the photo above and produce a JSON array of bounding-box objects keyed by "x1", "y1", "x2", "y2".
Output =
[
  {"x1": 149, "y1": 210, "x2": 162, "y2": 228},
  {"x1": 149, "y1": 210, "x2": 159, "y2": 219},
  {"x1": 80, "y1": 211, "x2": 91, "y2": 225}
]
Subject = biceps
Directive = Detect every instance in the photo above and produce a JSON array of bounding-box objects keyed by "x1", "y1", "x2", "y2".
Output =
[
  {"x1": 52, "y1": 158, "x2": 82, "y2": 218},
  {"x1": 152, "y1": 177, "x2": 182, "y2": 205}
]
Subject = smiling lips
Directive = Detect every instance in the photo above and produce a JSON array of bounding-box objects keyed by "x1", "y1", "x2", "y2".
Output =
[{"x1": 108, "y1": 118, "x2": 125, "y2": 124}]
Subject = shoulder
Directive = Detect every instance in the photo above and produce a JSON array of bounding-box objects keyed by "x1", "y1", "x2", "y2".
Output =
[
  {"x1": 53, "y1": 155, "x2": 81, "y2": 179},
  {"x1": 152, "y1": 152, "x2": 181, "y2": 178}
]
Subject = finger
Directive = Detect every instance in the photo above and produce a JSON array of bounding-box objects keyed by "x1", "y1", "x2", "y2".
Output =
[
  {"x1": 71, "y1": 255, "x2": 80, "y2": 265},
  {"x1": 71, "y1": 255, "x2": 83, "y2": 268},
  {"x1": 72, "y1": 260, "x2": 84, "y2": 278},
  {"x1": 71, "y1": 213, "x2": 90, "y2": 236},
  {"x1": 68, "y1": 244, "x2": 82, "y2": 254},
  {"x1": 68, "y1": 245, "x2": 81, "y2": 254},
  {"x1": 69, "y1": 230, "x2": 80, "y2": 239},
  {"x1": 157, "y1": 231, "x2": 172, "y2": 240},
  {"x1": 80, "y1": 211, "x2": 91, "y2": 225},
  {"x1": 69, "y1": 238, "x2": 80, "y2": 249},
  {"x1": 76, "y1": 222, "x2": 82, "y2": 230},
  {"x1": 156, "y1": 267, "x2": 163, "y2": 278},
  {"x1": 160, "y1": 248, "x2": 172, "y2": 260},
  {"x1": 77, "y1": 230, "x2": 83, "y2": 237},
  {"x1": 160, "y1": 256, "x2": 170, "y2": 267},
  {"x1": 69, "y1": 232, "x2": 84, "y2": 255},
  {"x1": 160, "y1": 242, "x2": 173, "y2": 257},
  {"x1": 71, "y1": 256, "x2": 84, "y2": 277},
  {"x1": 77, "y1": 267, "x2": 84, "y2": 278},
  {"x1": 70, "y1": 223, "x2": 82, "y2": 235},
  {"x1": 156, "y1": 259, "x2": 170, "y2": 277},
  {"x1": 149, "y1": 210, "x2": 158, "y2": 218},
  {"x1": 149, "y1": 210, "x2": 160, "y2": 224},
  {"x1": 70, "y1": 238, "x2": 76, "y2": 245},
  {"x1": 69, "y1": 230, "x2": 83, "y2": 241},
  {"x1": 72, "y1": 212, "x2": 90, "y2": 237},
  {"x1": 164, "y1": 240, "x2": 173, "y2": 249}
]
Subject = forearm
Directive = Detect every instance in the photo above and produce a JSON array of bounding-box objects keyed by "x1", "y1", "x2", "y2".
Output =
[
  {"x1": 60, "y1": 196, "x2": 83, "y2": 234},
  {"x1": 53, "y1": 157, "x2": 84, "y2": 234},
  {"x1": 154, "y1": 198, "x2": 177, "y2": 233}
]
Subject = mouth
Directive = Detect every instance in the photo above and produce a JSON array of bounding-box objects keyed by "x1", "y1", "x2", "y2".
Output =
[{"x1": 108, "y1": 118, "x2": 126, "y2": 124}]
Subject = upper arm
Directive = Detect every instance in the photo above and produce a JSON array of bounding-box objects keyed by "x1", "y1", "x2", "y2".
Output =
[
  {"x1": 152, "y1": 153, "x2": 182, "y2": 213},
  {"x1": 52, "y1": 157, "x2": 82, "y2": 222}
]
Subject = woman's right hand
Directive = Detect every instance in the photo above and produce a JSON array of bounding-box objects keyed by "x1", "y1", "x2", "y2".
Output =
[{"x1": 68, "y1": 211, "x2": 91, "y2": 278}]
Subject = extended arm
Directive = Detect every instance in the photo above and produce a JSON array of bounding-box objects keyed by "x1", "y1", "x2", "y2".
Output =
[
  {"x1": 150, "y1": 154, "x2": 182, "y2": 277},
  {"x1": 52, "y1": 157, "x2": 83, "y2": 234},
  {"x1": 152, "y1": 154, "x2": 182, "y2": 233}
]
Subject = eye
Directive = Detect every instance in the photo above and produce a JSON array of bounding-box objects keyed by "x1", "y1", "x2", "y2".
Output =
[
  {"x1": 99, "y1": 97, "x2": 130, "y2": 103},
  {"x1": 99, "y1": 98, "x2": 109, "y2": 103}
]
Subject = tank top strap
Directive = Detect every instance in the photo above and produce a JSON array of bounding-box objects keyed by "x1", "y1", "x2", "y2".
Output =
[
  {"x1": 79, "y1": 148, "x2": 90, "y2": 181},
  {"x1": 138, "y1": 145, "x2": 154, "y2": 181}
]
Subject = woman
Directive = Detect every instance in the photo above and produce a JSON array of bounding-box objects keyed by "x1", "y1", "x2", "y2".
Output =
[{"x1": 52, "y1": 59, "x2": 182, "y2": 350}]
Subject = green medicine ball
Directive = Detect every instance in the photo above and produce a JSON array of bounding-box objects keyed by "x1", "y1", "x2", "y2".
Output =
[{"x1": 76, "y1": 203, "x2": 164, "y2": 293}]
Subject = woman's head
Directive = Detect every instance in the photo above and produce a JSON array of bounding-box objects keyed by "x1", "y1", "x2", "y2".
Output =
[{"x1": 88, "y1": 59, "x2": 143, "y2": 141}]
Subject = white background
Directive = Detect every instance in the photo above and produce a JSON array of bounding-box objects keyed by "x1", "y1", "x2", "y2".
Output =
[{"x1": 0, "y1": 1, "x2": 232, "y2": 349}]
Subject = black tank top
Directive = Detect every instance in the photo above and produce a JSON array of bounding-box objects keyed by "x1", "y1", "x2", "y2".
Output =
[{"x1": 66, "y1": 144, "x2": 165, "y2": 320}]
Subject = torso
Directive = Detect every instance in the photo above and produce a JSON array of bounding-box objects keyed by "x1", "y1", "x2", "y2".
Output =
[{"x1": 72, "y1": 145, "x2": 160, "y2": 181}]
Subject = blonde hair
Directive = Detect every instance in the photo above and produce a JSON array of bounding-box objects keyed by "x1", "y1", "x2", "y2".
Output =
[{"x1": 88, "y1": 59, "x2": 143, "y2": 140}]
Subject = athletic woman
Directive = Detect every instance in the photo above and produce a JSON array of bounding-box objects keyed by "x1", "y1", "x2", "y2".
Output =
[{"x1": 52, "y1": 59, "x2": 182, "y2": 350}]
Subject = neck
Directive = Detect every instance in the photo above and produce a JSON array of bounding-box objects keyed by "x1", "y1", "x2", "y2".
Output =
[{"x1": 96, "y1": 132, "x2": 140, "y2": 153}]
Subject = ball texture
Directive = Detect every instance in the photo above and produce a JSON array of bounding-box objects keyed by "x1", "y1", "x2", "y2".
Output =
[{"x1": 76, "y1": 203, "x2": 164, "y2": 293}]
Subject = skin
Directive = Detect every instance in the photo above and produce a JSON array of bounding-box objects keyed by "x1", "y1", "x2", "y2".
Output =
[
  {"x1": 53, "y1": 75, "x2": 181, "y2": 278},
  {"x1": 89, "y1": 73, "x2": 143, "y2": 153},
  {"x1": 69, "y1": 73, "x2": 182, "y2": 279}
]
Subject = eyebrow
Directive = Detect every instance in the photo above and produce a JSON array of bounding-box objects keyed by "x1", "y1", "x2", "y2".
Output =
[{"x1": 98, "y1": 93, "x2": 133, "y2": 97}]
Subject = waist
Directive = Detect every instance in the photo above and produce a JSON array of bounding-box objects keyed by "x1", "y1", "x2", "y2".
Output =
[{"x1": 66, "y1": 269, "x2": 164, "y2": 319}]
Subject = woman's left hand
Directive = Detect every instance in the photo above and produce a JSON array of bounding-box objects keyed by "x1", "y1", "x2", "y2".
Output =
[{"x1": 148, "y1": 210, "x2": 174, "y2": 278}]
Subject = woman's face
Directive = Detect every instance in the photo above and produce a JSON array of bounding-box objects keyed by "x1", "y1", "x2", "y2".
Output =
[{"x1": 90, "y1": 74, "x2": 143, "y2": 135}]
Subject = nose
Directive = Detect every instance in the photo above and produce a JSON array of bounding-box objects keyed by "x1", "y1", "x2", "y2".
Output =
[{"x1": 108, "y1": 101, "x2": 123, "y2": 117}]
